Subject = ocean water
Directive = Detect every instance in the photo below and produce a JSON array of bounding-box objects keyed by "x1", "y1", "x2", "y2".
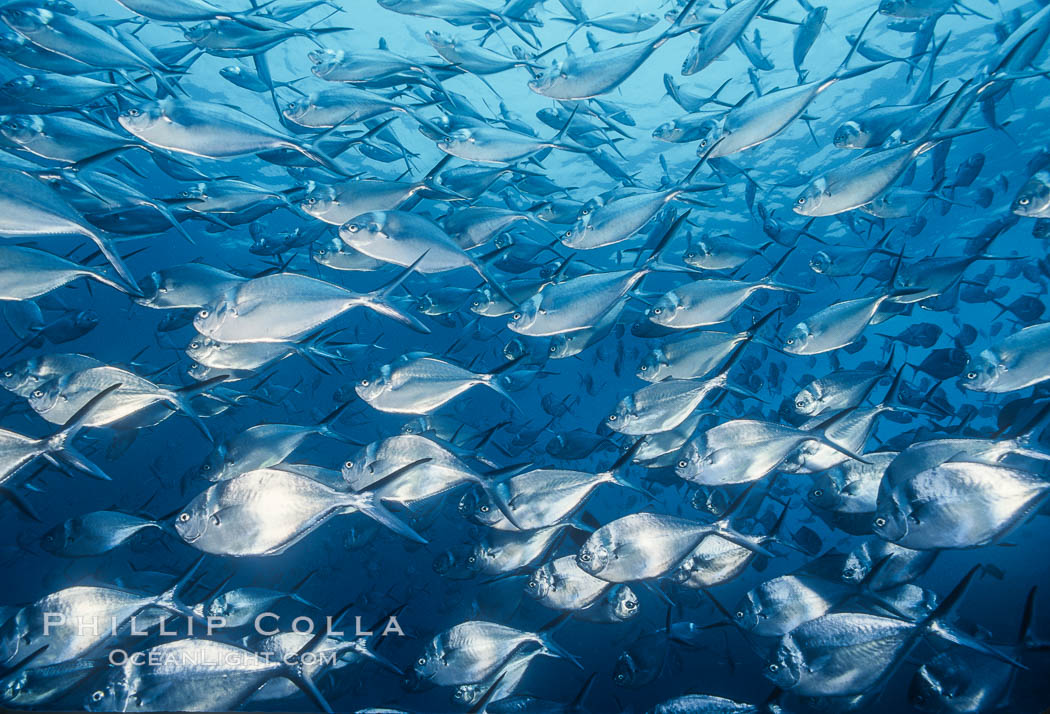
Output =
[{"x1": 0, "y1": 0, "x2": 1049, "y2": 712}]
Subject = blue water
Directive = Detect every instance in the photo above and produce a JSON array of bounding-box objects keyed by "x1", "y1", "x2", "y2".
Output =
[{"x1": 1, "y1": 0, "x2": 1050, "y2": 711}]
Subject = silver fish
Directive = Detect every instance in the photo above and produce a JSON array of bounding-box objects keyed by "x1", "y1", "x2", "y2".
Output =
[
  {"x1": 173, "y1": 466, "x2": 426, "y2": 555},
  {"x1": 873, "y1": 460, "x2": 1050, "y2": 549},
  {"x1": 959, "y1": 321, "x2": 1050, "y2": 393},
  {"x1": 356, "y1": 352, "x2": 513, "y2": 414},
  {"x1": 0, "y1": 245, "x2": 130, "y2": 300},
  {"x1": 194, "y1": 269, "x2": 426, "y2": 343},
  {"x1": 576, "y1": 512, "x2": 768, "y2": 582},
  {"x1": 411, "y1": 620, "x2": 578, "y2": 688}
]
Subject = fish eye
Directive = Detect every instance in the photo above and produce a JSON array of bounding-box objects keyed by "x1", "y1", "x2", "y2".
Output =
[
  {"x1": 512, "y1": 312, "x2": 521, "y2": 321},
  {"x1": 768, "y1": 664, "x2": 779, "y2": 673},
  {"x1": 1018, "y1": 197, "x2": 1030, "y2": 205},
  {"x1": 178, "y1": 513, "x2": 190, "y2": 522},
  {"x1": 91, "y1": 691, "x2": 104, "y2": 702},
  {"x1": 678, "y1": 459, "x2": 688, "y2": 469},
  {"x1": 344, "y1": 461, "x2": 353, "y2": 469},
  {"x1": 527, "y1": 581, "x2": 535, "y2": 588},
  {"x1": 625, "y1": 600, "x2": 636, "y2": 609},
  {"x1": 812, "y1": 489, "x2": 823, "y2": 498},
  {"x1": 417, "y1": 657, "x2": 426, "y2": 666},
  {"x1": 564, "y1": 230, "x2": 572, "y2": 238},
  {"x1": 699, "y1": 139, "x2": 707, "y2": 148},
  {"x1": 797, "y1": 197, "x2": 806, "y2": 205},
  {"x1": 211, "y1": 514, "x2": 220, "y2": 526},
  {"x1": 786, "y1": 338, "x2": 795, "y2": 345},
  {"x1": 305, "y1": 197, "x2": 316, "y2": 205},
  {"x1": 346, "y1": 223, "x2": 359, "y2": 232},
  {"x1": 190, "y1": 342, "x2": 199, "y2": 349},
  {"x1": 795, "y1": 400, "x2": 805, "y2": 408},
  {"x1": 579, "y1": 553, "x2": 591, "y2": 562},
  {"x1": 198, "y1": 309, "x2": 209, "y2": 319},
  {"x1": 127, "y1": 108, "x2": 139, "y2": 117},
  {"x1": 966, "y1": 371, "x2": 977, "y2": 379},
  {"x1": 317, "y1": 248, "x2": 326, "y2": 255},
  {"x1": 360, "y1": 379, "x2": 369, "y2": 386},
  {"x1": 442, "y1": 136, "x2": 452, "y2": 143},
  {"x1": 874, "y1": 517, "x2": 886, "y2": 527},
  {"x1": 735, "y1": 611, "x2": 744, "y2": 619},
  {"x1": 639, "y1": 365, "x2": 647, "y2": 371},
  {"x1": 607, "y1": 414, "x2": 617, "y2": 421},
  {"x1": 3, "y1": 371, "x2": 11, "y2": 377},
  {"x1": 581, "y1": 208, "x2": 590, "y2": 216},
  {"x1": 467, "y1": 555, "x2": 475, "y2": 564},
  {"x1": 653, "y1": 307, "x2": 662, "y2": 315},
  {"x1": 479, "y1": 505, "x2": 489, "y2": 513},
  {"x1": 615, "y1": 673, "x2": 626, "y2": 682},
  {"x1": 201, "y1": 463, "x2": 211, "y2": 471},
  {"x1": 32, "y1": 389, "x2": 43, "y2": 398}
]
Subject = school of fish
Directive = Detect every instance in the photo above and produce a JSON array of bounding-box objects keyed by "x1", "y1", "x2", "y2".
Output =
[{"x1": 0, "y1": 0, "x2": 1048, "y2": 711}]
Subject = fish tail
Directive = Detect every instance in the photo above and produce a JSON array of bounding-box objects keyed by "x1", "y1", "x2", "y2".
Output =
[
  {"x1": 144, "y1": 199, "x2": 196, "y2": 246},
  {"x1": 47, "y1": 383, "x2": 122, "y2": 481},
  {"x1": 155, "y1": 555, "x2": 207, "y2": 622},
  {"x1": 481, "y1": 373, "x2": 520, "y2": 410},
  {"x1": 51, "y1": 444, "x2": 115, "y2": 483},
  {"x1": 356, "y1": 253, "x2": 432, "y2": 334},
  {"x1": 922, "y1": 564, "x2": 1027, "y2": 670},
  {"x1": 169, "y1": 375, "x2": 230, "y2": 442},
  {"x1": 88, "y1": 233, "x2": 142, "y2": 297},
  {"x1": 281, "y1": 659, "x2": 335, "y2": 714},
  {"x1": 539, "y1": 633, "x2": 584, "y2": 670},
  {"x1": 290, "y1": 138, "x2": 347, "y2": 176},
  {"x1": 345, "y1": 492, "x2": 427, "y2": 544},
  {"x1": 316, "y1": 398, "x2": 358, "y2": 442},
  {"x1": 609, "y1": 469, "x2": 654, "y2": 499}
]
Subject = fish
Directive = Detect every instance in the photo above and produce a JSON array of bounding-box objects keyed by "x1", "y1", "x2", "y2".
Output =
[
  {"x1": 197, "y1": 401, "x2": 353, "y2": 482},
  {"x1": 681, "y1": 0, "x2": 766, "y2": 75},
  {"x1": 606, "y1": 352, "x2": 752, "y2": 436},
  {"x1": 0, "y1": 245, "x2": 133, "y2": 300},
  {"x1": 675, "y1": 414, "x2": 866, "y2": 486},
  {"x1": 194, "y1": 267, "x2": 428, "y2": 343},
  {"x1": 483, "y1": 445, "x2": 646, "y2": 530},
  {"x1": 697, "y1": 63, "x2": 890, "y2": 159},
  {"x1": 792, "y1": 357, "x2": 893, "y2": 416},
  {"x1": 0, "y1": 0, "x2": 1045, "y2": 710},
  {"x1": 526, "y1": 554, "x2": 617, "y2": 612},
  {"x1": 1, "y1": 557, "x2": 203, "y2": 668},
  {"x1": 28, "y1": 364, "x2": 222, "y2": 439},
  {"x1": 85, "y1": 635, "x2": 337, "y2": 712},
  {"x1": 173, "y1": 465, "x2": 427, "y2": 556},
  {"x1": 40, "y1": 510, "x2": 167, "y2": 558},
  {"x1": 410, "y1": 620, "x2": 578, "y2": 689},
  {"x1": 637, "y1": 310, "x2": 777, "y2": 382},
  {"x1": 873, "y1": 459, "x2": 1050, "y2": 549},
  {"x1": 909, "y1": 587, "x2": 1040, "y2": 714},
  {"x1": 959, "y1": 321, "x2": 1050, "y2": 392},
  {"x1": 356, "y1": 352, "x2": 515, "y2": 414},
  {"x1": 646, "y1": 251, "x2": 808, "y2": 329},
  {"x1": 118, "y1": 98, "x2": 344, "y2": 174},
  {"x1": 576, "y1": 511, "x2": 770, "y2": 583},
  {"x1": 0, "y1": 167, "x2": 140, "y2": 292},
  {"x1": 766, "y1": 567, "x2": 1021, "y2": 697},
  {"x1": 528, "y1": 0, "x2": 703, "y2": 99},
  {"x1": 1013, "y1": 170, "x2": 1050, "y2": 217}
]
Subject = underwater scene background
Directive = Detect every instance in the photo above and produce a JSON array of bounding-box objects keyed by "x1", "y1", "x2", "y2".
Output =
[{"x1": 0, "y1": 0, "x2": 1049, "y2": 711}]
